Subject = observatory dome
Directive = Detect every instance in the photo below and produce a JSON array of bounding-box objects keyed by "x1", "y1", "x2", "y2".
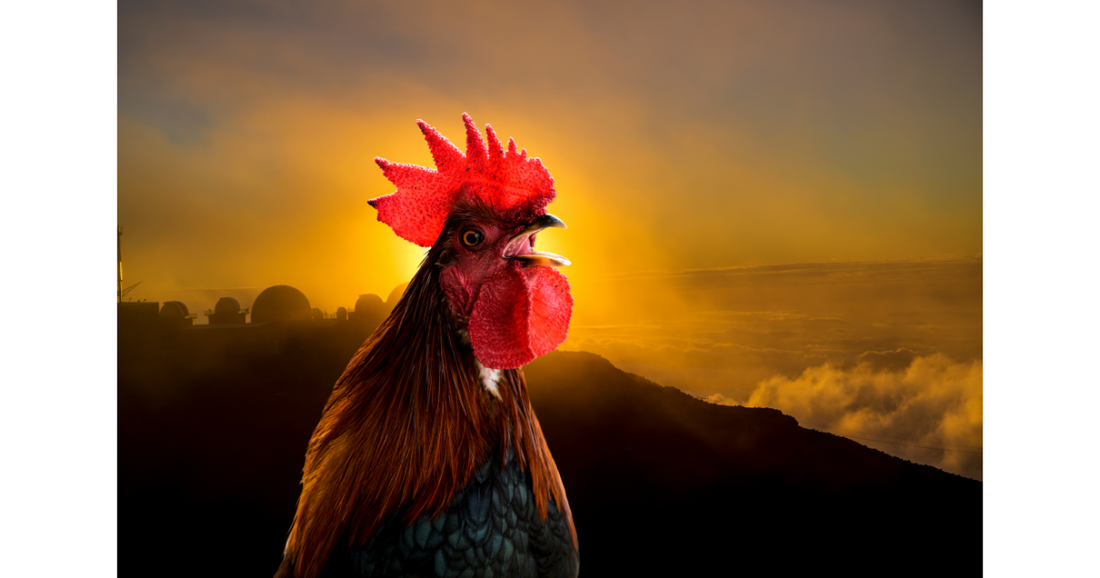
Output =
[
  {"x1": 159, "y1": 301, "x2": 194, "y2": 329},
  {"x1": 214, "y1": 297, "x2": 241, "y2": 316},
  {"x1": 385, "y1": 283, "x2": 408, "y2": 312},
  {"x1": 354, "y1": 294, "x2": 385, "y2": 318},
  {"x1": 251, "y1": 285, "x2": 311, "y2": 324},
  {"x1": 348, "y1": 293, "x2": 385, "y2": 328},
  {"x1": 160, "y1": 301, "x2": 190, "y2": 319}
]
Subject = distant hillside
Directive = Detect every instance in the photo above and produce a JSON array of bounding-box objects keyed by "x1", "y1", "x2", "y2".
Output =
[
  {"x1": 118, "y1": 330, "x2": 980, "y2": 577},
  {"x1": 524, "y1": 351, "x2": 980, "y2": 576}
]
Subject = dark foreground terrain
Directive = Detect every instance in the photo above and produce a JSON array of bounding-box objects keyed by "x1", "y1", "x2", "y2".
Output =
[{"x1": 119, "y1": 322, "x2": 981, "y2": 576}]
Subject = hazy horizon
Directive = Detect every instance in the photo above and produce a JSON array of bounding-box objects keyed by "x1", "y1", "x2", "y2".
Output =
[
  {"x1": 118, "y1": 0, "x2": 982, "y2": 480},
  {"x1": 125, "y1": 255, "x2": 982, "y2": 480}
]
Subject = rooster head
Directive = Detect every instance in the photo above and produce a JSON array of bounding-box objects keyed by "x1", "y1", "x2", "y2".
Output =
[{"x1": 370, "y1": 114, "x2": 572, "y2": 370}]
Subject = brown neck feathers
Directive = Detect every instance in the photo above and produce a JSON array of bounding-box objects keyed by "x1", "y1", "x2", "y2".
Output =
[{"x1": 277, "y1": 245, "x2": 575, "y2": 578}]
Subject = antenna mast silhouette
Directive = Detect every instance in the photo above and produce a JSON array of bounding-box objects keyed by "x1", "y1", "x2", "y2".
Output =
[{"x1": 118, "y1": 226, "x2": 123, "y2": 303}]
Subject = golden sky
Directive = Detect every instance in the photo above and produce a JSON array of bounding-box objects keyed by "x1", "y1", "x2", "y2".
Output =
[{"x1": 118, "y1": 0, "x2": 982, "y2": 477}]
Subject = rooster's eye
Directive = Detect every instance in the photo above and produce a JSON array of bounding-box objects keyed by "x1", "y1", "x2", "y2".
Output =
[{"x1": 461, "y1": 229, "x2": 484, "y2": 248}]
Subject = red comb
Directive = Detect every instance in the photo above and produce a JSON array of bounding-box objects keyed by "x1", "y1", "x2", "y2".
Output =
[{"x1": 370, "y1": 113, "x2": 556, "y2": 247}]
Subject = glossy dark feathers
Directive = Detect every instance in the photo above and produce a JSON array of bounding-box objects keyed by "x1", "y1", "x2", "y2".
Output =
[{"x1": 329, "y1": 449, "x2": 577, "y2": 578}]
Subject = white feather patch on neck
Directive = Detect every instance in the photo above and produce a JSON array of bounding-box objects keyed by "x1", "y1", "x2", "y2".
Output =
[
  {"x1": 458, "y1": 326, "x2": 501, "y2": 399},
  {"x1": 474, "y1": 358, "x2": 503, "y2": 400}
]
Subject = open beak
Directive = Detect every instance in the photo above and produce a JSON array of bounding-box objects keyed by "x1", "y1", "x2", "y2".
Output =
[{"x1": 503, "y1": 214, "x2": 571, "y2": 267}]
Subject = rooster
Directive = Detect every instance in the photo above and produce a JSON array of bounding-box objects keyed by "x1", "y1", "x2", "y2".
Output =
[{"x1": 275, "y1": 114, "x2": 578, "y2": 578}]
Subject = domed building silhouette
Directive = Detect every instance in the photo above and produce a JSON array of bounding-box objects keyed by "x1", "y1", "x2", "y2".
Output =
[
  {"x1": 251, "y1": 285, "x2": 311, "y2": 324},
  {"x1": 205, "y1": 297, "x2": 248, "y2": 325},
  {"x1": 349, "y1": 293, "x2": 385, "y2": 328},
  {"x1": 159, "y1": 301, "x2": 196, "y2": 329},
  {"x1": 385, "y1": 282, "x2": 408, "y2": 314}
]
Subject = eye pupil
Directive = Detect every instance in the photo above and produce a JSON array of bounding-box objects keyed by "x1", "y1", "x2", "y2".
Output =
[{"x1": 461, "y1": 229, "x2": 483, "y2": 247}]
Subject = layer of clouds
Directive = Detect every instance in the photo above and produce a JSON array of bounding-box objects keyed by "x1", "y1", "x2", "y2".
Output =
[
  {"x1": 561, "y1": 259, "x2": 983, "y2": 479},
  {"x1": 737, "y1": 353, "x2": 982, "y2": 480},
  {"x1": 563, "y1": 258, "x2": 982, "y2": 396}
]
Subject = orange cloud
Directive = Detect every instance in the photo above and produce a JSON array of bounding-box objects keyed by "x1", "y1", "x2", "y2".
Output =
[{"x1": 743, "y1": 353, "x2": 982, "y2": 479}]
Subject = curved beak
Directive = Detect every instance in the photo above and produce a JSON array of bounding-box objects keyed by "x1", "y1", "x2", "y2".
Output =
[{"x1": 503, "y1": 214, "x2": 571, "y2": 267}]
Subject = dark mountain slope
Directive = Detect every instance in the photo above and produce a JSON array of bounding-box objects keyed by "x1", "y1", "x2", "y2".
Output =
[
  {"x1": 524, "y1": 351, "x2": 980, "y2": 576},
  {"x1": 118, "y1": 330, "x2": 980, "y2": 577}
]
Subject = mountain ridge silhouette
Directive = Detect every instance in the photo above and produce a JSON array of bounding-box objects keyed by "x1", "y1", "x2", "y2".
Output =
[
  {"x1": 524, "y1": 350, "x2": 979, "y2": 575},
  {"x1": 118, "y1": 328, "x2": 980, "y2": 576}
]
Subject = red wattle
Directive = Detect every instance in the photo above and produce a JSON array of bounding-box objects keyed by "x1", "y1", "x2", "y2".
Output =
[
  {"x1": 526, "y1": 267, "x2": 572, "y2": 358},
  {"x1": 468, "y1": 265, "x2": 572, "y2": 370}
]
